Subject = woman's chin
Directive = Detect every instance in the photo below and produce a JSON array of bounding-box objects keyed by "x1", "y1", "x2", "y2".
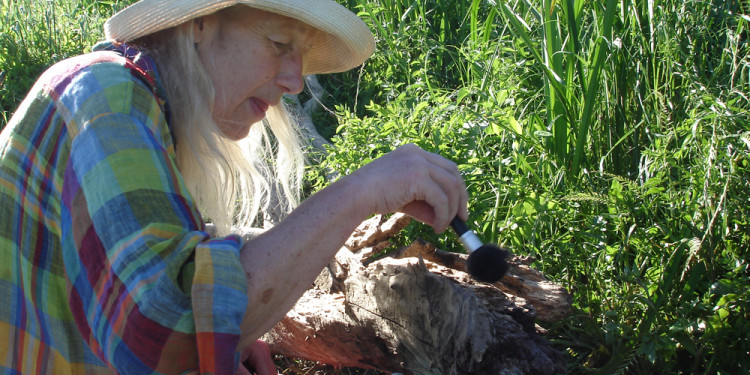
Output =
[
  {"x1": 228, "y1": 128, "x2": 251, "y2": 140},
  {"x1": 217, "y1": 120, "x2": 254, "y2": 141}
]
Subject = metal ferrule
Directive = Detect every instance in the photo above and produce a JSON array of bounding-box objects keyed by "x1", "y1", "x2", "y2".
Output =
[{"x1": 458, "y1": 231, "x2": 483, "y2": 253}]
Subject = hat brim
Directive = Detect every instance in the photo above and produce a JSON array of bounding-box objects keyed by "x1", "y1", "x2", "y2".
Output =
[{"x1": 104, "y1": 0, "x2": 375, "y2": 75}]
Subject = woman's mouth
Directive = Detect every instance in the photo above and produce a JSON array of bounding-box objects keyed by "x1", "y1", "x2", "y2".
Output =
[{"x1": 249, "y1": 98, "x2": 269, "y2": 117}]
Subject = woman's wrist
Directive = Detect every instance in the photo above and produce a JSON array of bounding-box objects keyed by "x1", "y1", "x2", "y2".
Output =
[{"x1": 323, "y1": 170, "x2": 376, "y2": 224}]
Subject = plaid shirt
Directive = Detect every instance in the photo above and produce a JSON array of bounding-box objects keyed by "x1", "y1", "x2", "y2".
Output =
[{"x1": 0, "y1": 43, "x2": 248, "y2": 374}]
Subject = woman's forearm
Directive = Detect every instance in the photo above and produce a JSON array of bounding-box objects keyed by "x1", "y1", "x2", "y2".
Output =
[{"x1": 237, "y1": 173, "x2": 369, "y2": 343}]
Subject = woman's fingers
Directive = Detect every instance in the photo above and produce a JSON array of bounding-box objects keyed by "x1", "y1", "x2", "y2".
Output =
[
  {"x1": 237, "y1": 340, "x2": 277, "y2": 375},
  {"x1": 405, "y1": 177, "x2": 451, "y2": 231},
  {"x1": 427, "y1": 161, "x2": 468, "y2": 227},
  {"x1": 358, "y1": 144, "x2": 468, "y2": 232}
]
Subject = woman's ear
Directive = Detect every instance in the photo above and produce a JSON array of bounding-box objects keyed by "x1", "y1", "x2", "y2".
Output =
[
  {"x1": 193, "y1": 17, "x2": 206, "y2": 43},
  {"x1": 192, "y1": 15, "x2": 218, "y2": 46}
]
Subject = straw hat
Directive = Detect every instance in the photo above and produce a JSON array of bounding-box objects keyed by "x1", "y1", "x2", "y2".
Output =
[{"x1": 104, "y1": 0, "x2": 375, "y2": 75}]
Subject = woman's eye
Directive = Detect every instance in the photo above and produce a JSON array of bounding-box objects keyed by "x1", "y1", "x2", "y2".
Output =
[{"x1": 271, "y1": 39, "x2": 289, "y2": 50}]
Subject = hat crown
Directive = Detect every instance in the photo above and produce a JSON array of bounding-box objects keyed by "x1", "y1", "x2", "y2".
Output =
[{"x1": 105, "y1": 0, "x2": 375, "y2": 74}]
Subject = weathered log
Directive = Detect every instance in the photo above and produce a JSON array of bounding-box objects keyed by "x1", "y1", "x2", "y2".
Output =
[{"x1": 262, "y1": 214, "x2": 571, "y2": 374}]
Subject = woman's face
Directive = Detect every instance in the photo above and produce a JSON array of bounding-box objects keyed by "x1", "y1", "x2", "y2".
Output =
[{"x1": 194, "y1": 7, "x2": 316, "y2": 140}]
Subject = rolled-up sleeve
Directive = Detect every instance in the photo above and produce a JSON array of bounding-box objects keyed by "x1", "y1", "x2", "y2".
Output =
[{"x1": 58, "y1": 60, "x2": 247, "y2": 374}]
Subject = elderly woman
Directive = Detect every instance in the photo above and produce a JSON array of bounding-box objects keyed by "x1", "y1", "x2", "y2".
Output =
[{"x1": 0, "y1": 0, "x2": 468, "y2": 374}]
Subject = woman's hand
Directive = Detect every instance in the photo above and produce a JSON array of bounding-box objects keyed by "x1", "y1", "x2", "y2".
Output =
[
  {"x1": 236, "y1": 340, "x2": 277, "y2": 375},
  {"x1": 349, "y1": 144, "x2": 468, "y2": 232}
]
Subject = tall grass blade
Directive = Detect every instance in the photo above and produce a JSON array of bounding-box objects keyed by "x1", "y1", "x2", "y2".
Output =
[{"x1": 570, "y1": 0, "x2": 618, "y2": 177}]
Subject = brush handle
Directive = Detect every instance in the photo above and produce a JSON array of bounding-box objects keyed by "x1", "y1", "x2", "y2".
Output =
[{"x1": 450, "y1": 217, "x2": 483, "y2": 253}]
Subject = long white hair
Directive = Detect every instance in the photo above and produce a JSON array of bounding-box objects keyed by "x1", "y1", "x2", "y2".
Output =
[{"x1": 137, "y1": 18, "x2": 306, "y2": 236}]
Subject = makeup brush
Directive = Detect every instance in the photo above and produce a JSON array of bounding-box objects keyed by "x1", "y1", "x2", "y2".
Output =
[{"x1": 450, "y1": 217, "x2": 509, "y2": 283}]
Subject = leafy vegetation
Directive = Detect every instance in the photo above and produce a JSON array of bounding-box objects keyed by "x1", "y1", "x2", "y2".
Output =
[
  {"x1": 2, "y1": 0, "x2": 749, "y2": 373},
  {"x1": 314, "y1": 0, "x2": 750, "y2": 373}
]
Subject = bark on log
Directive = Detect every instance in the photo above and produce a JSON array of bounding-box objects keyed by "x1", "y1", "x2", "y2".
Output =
[{"x1": 262, "y1": 214, "x2": 571, "y2": 374}]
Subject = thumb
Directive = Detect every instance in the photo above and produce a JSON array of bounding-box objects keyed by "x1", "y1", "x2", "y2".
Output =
[
  {"x1": 239, "y1": 340, "x2": 277, "y2": 375},
  {"x1": 399, "y1": 201, "x2": 437, "y2": 230}
]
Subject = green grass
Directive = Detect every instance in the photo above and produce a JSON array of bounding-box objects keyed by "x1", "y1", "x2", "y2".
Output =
[
  {"x1": 3, "y1": 0, "x2": 750, "y2": 373},
  {"x1": 0, "y1": 0, "x2": 129, "y2": 123}
]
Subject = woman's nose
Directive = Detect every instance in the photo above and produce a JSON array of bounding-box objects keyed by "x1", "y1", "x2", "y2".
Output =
[{"x1": 276, "y1": 52, "x2": 304, "y2": 95}]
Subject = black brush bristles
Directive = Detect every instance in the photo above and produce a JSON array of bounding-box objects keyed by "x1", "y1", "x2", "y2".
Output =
[
  {"x1": 450, "y1": 217, "x2": 509, "y2": 283},
  {"x1": 466, "y1": 244, "x2": 509, "y2": 283}
]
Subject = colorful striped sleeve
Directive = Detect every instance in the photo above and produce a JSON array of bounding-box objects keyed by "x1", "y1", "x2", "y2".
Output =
[{"x1": 18, "y1": 52, "x2": 247, "y2": 374}]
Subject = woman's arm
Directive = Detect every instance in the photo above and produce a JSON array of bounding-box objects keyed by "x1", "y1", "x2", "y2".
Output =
[{"x1": 238, "y1": 144, "x2": 468, "y2": 344}]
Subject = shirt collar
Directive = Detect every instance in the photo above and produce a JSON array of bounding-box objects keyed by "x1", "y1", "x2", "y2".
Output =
[
  {"x1": 92, "y1": 41, "x2": 173, "y2": 133},
  {"x1": 92, "y1": 41, "x2": 168, "y2": 105}
]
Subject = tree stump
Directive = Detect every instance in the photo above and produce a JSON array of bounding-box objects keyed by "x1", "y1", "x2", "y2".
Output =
[{"x1": 262, "y1": 214, "x2": 571, "y2": 374}]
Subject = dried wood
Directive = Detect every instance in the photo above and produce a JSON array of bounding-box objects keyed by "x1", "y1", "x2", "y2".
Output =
[{"x1": 263, "y1": 214, "x2": 571, "y2": 374}]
